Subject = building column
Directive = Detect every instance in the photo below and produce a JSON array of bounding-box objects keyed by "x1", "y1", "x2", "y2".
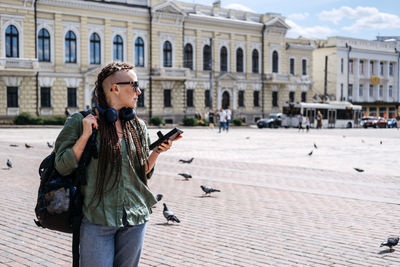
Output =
[
  {"x1": 354, "y1": 58, "x2": 360, "y2": 102},
  {"x1": 80, "y1": 16, "x2": 88, "y2": 72},
  {"x1": 126, "y1": 22, "x2": 133, "y2": 65},
  {"x1": 54, "y1": 13, "x2": 63, "y2": 72},
  {"x1": 104, "y1": 19, "x2": 111, "y2": 64}
]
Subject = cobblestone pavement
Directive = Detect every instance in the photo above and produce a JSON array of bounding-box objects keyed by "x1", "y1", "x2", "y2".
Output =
[{"x1": 0, "y1": 127, "x2": 400, "y2": 266}]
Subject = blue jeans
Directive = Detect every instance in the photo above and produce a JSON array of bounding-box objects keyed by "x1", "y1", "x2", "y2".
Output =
[
  {"x1": 219, "y1": 121, "x2": 225, "y2": 132},
  {"x1": 225, "y1": 119, "x2": 230, "y2": 131},
  {"x1": 80, "y1": 217, "x2": 147, "y2": 267}
]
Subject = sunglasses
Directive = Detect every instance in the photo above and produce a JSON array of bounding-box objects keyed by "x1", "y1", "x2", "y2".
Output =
[{"x1": 114, "y1": 81, "x2": 140, "y2": 92}]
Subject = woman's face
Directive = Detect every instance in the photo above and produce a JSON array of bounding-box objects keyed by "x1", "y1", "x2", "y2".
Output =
[{"x1": 115, "y1": 69, "x2": 141, "y2": 109}]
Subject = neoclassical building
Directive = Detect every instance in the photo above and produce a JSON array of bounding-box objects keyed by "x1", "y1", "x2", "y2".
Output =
[
  {"x1": 0, "y1": 0, "x2": 313, "y2": 123},
  {"x1": 313, "y1": 37, "x2": 400, "y2": 118}
]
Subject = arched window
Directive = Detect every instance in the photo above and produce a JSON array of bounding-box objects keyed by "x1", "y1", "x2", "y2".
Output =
[
  {"x1": 184, "y1": 43, "x2": 193, "y2": 70},
  {"x1": 220, "y1": 46, "x2": 227, "y2": 72},
  {"x1": 163, "y1": 41, "x2": 172, "y2": 67},
  {"x1": 236, "y1": 48, "x2": 243, "y2": 73},
  {"x1": 252, "y1": 49, "x2": 259, "y2": 73},
  {"x1": 90, "y1": 33, "x2": 101, "y2": 64},
  {"x1": 38, "y1": 28, "x2": 50, "y2": 62},
  {"x1": 65, "y1": 30, "x2": 76, "y2": 63},
  {"x1": 203, "y1": 45, "x2": 211, "y2": 71},
  {"x1": 6, "y1": 25, "x2": 19, "y2": 58},
  {"x1": 113, "y1": 35, "x2": 123, "y2": 61},
  {"x1": 135, "y1": 37, "x2": 144, "y2": 67},
  {"x1": 272, "y1": 51, "x2": 279, "y2": 73}
]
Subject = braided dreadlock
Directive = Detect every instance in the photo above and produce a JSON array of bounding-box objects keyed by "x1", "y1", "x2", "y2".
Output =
[{"x1": 91, "y1": 62, "x2": 148, "y2": 207}]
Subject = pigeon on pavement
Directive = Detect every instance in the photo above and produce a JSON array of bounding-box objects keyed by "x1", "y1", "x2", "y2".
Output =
[
  {"x1": 308, "y1": 150, "x2": 313, "y2": 156},
  {"x1": 9, "y1": 144, "x2": 18, "y2": 147},
  {"x1": 178, "y1": 173, "x2": 192, "y2": 180},
  {"x1": 163, "y1": 203, "x2": 180, "y2": 224},
  {"x1": 6, "y1": 159, "x2": 12, "y2": 169},
  {"x1": 380, "y1": 236, "x2": 399, "y2": 252},
  {"x1": 179, "y1": 158, "x2": 194, "y2": 164},
  {"x1": 156, "y1": 194, "x2": 163, "y2": 202},
  {"x1": 354, "y1": 168, "x2": 364, "y2": 172},
  {"x1": 47, "y1": 142, "x2": 54, "y2": 148},
  {"x1": 313, "y1": 143, "x2": 318, "y2": 149},
  {"x1": 25, "y1": 143, "x2": 33, "y2": 148},
  {"x1": 200, "y1": 185, "x2": 221, "y2": 195}
]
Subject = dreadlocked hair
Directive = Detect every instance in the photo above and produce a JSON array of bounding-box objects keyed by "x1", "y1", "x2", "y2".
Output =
[{"x1": 91, "y1": 61, "x2": 148, "y2": 208}]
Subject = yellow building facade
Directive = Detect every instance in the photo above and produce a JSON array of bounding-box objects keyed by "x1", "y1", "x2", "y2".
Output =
[{"x1": 0, "y1": 0, "x2": 313, "y2": 124}]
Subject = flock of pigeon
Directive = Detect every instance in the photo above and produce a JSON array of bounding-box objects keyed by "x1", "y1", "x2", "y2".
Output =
[
  {"x1": 158, "y1": 157, "x2": 221, "y2": 224},
  {"x1": 6, "y1": 142, "x2": 54, "y2": 170}
]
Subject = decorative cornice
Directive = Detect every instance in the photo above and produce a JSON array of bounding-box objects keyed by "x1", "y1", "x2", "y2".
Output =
[{"x1": 2, "y1": 76, "x2": 23, "y2": 87}]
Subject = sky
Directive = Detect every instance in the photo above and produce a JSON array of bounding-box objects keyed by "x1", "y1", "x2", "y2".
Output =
[{"x1": 179, "y1": 0, "x2": 400, "y2": 40}]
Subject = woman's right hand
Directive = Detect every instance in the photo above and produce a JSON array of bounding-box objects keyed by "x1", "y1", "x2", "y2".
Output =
[{"x1": 82, "y1": 114, "x2": 98, "y2": 138}]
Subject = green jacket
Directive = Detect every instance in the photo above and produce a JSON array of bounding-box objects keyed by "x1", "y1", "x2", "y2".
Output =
[{"x1": 54, "y1": 112, "x2": 157, "y2": 227}]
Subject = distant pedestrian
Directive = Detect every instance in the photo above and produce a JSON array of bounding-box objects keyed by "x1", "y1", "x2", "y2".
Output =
[
  {"x1": 64, "y1": 107, "x2": 71, "y2": 117},
  {"x1": 305, "y1": 116, "x2": 310, "y2": 132},
  {"x1": 316, "y1": 110, "x2": 323, "y2": 129},
  {"x1": 224, "y1": 106, "x2": 231, "y2": 132},
  {"x1": 218, "y1": 108, "x2": 226, "y2": 133},
  {"x1": 208, "y1": 109, "x2": 215, "y2": 129},
  {"x1": 298, "y1": 114, "x2": 304, "y2": 132}
]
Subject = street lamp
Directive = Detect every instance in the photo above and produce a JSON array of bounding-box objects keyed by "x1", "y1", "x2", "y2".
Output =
[{"x1": 345, "y1": 42, "x2": 352, "y2": 102}]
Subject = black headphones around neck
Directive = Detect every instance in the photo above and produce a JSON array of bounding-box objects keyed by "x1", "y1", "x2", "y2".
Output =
[{"x1": 96, "y1": 104, "x2": 136, "y2": 123}]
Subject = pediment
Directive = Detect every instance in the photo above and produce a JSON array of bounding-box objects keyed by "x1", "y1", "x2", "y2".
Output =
[
  {"x1": 216, "y1": 72, "x2": 237, "y2": 81},
  {"x1": 264, "y1": 17, "x2": 290, "y2": 30},
  {"x1": 153, "y1": 1, "x2": 185, "y2": 15}
]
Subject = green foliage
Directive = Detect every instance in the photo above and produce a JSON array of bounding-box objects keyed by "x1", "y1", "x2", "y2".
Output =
[
  {"x1": 150, "y1": 116, "x2": 163, "y2": 126},
  {"x1": 14, "y1": 113, "x2": 66, "y2": 125},
  {"x1": 182, "y1": 116, "x2": 197, "y2": 126},
  {"x1": 232, "y1": 118, "x2": 243, "y2": 126}
]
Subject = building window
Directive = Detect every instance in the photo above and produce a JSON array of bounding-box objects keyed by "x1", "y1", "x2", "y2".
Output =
[
  {"x1": 41, "y1": 87, "x2": 51, "y2": 108},
  {"x1": 236, "y1": 48, "x2": 243, "y2": 73},
  {"x1": 252, "y1": 49, "x2": 259, "y2": 73},
  {"x1": 203, "y1": 45, "x2": 211, "y2": 71},
  {"x1": 186, "y1": 89, "x2": 194, "y2": 107},
  {"x1": 380, "y1": 62, "x2": 384, "y2": 76},
  {"x1": 289, "y1": 91, "x2": 295, "y2": 102},
  {"x1": 389, "y1": 63, "x2": 394, "y2": 76},
  {"x1": 369, "y1": 107, "x2": 376, "y2": 117},
  {"x1": 135, "y1": 37, "x2": 144, "y2": 67},
  {"x1": 113, "y1": 35, "x2": 123, "y2": 61},
  {"x1": 163, "y1": 89, "x2": 171, "y2": 107},
  {"x1": 7, "y1": 87, "x2": 18, "y2": 107},
  {"x1": 301, "y1": 92, "x2": 306, "y2": 102},
  {"x1": 65, "y1": 30, "x2": 77, "y2": 63},
  {"x1": 379, "y1": 108, "x2": 386, "y2": 118},
  {"x1": 163, "y1": 41, "x2": 172, "y2": 67},
  {"x1": 67, "y1": 88, "x2": 77, "y2": 108},
  {"x1": 238, "y1": 90, "x2": 244, "y2": 107},
  {"x1": 370, "y1": 61, "x2": 374, "y2": 75},
  {"x1": 204, "y1": 90, "x2": 211, "y2": 107},
  {"x1": 389, "y1": 85, "x2": 393, "y2": 97},
  {"x1": 290, "y1": 58, "x2": 295, "y2": 75},
  {"x1": 38, "y1": 28, "x2": 50, "y2": 62},
  {"x1": 389, "y1": 107, "x2": 395, "y2": 118},
  {"x1": 184, "y1": 43, "x2": 193, "y2": 70},
  {"x1": 272, "y1": 51, "x2": 278, "y2": 73},
  {"x1": 359, "y1": 84, "x2": 363, "y2": 97},
  {"x1": 379, "y1": 85, "x2": 383, "y2": 98},
  {"x1": 340, "y1": 83, "x2": 344, "y2": 100},
  {"x1": 138, "y1": 89, "x2": 145, "y2": 107},
  {"x1": 348, "y1": 84, "x2": 353, "y2": 98},
  {"x1": 349, "y1": 59, "x2": 353, "y2": 74},
  {"x1": 369, "y1": 84, "x2": 374, "y2": 97},
  {"x1": 6, "y1": 25, "x2": 19, "y2": 58},
  {"x1": 341, "y1": 58, "x2": 344, "y2": 73},
  {"x1": 360, "y1": 60, "x2": 364, "y2": 74},
  {"x1": 90, "y1": 33, "x2": 101, "y2": 64},
  {"x1": 253, "y1": 91, "x2": 260, "y2": 107},
  {"x1": 272, "y1": 91, "x2": 278, "y2": 107},
  {"x1": 302, "y1": 59, "x2": 307, "y2": 75},
  {"x1": 220, "y1": 46, "x2": 228, "y2": 72}
]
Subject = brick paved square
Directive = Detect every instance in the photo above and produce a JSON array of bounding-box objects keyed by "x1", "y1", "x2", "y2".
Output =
[{"x1": 0, "y1": 127, "x2": 399, "y2": 266}]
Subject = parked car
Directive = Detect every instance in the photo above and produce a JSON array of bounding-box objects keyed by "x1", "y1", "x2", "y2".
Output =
[
  {"x1": 257, "y1": 113, "x2": 285, "y2": 128},
  {"x1": 376, "y1": 117, "x2": 387, "y2": 128},
  {"x1": 361, "y1": 116, "x2": 378, "y2": 128},
  {"x1": 387, "y1": 118, "x2": 398, "y2": 128}
]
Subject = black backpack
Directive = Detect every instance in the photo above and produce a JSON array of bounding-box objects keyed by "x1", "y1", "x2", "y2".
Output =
[{"x1": 34, "y1": 111, "x2": 98, "y2": 267}]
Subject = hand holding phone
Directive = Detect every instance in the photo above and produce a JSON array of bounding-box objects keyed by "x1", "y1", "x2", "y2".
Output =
[{"x1": 149, "y1": 128, "x2": 183, "y2": 150}]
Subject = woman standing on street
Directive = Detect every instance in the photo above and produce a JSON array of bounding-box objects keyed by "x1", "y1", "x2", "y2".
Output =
[{"x1": 54, "y1": 62, "x2": 180, "y2": 267}]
